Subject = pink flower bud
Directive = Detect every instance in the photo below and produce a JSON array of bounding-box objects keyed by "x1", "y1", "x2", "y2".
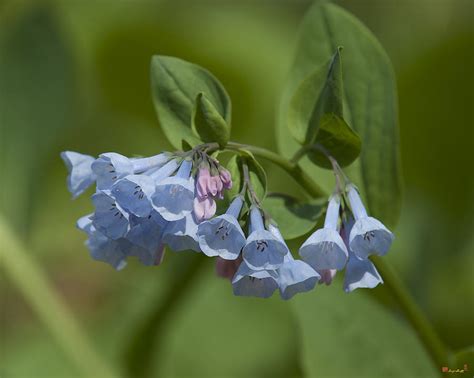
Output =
[
  {"x1": 215, "y1": 256, "x2": 242, "y2": 280},
  {"x1": 193, "y1": 196, "x2": 216, "y2": 221},
  {"x1": 219, "y1": 169, "x2": 232, "y2": 189},
  {"x1": 196, "y1": 168, "x2": 211, "y2": 198}
]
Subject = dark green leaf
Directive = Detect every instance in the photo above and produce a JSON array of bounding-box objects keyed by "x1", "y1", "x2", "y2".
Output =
[
  {"x1": 192, "y1": 92, "x2": 230, "y2": 148},
  {"x1": 150, "y1": 55, "x2": 231, "y2": 149},
  {"x1": 263, "y1": 194, "x2": 325, "y2": 240},
  {"x1": 289, "y1": 47, "x2": 345, "y2": 146},
  {"x1": 242, "y1": 153, "x2": 267, "y2": 203},
  {"x1": 308, "y1": 113, "x2": 361, "y2": 168},
  {"x1": 278, "y1": 2, "x2": 402, "y2": 226}
]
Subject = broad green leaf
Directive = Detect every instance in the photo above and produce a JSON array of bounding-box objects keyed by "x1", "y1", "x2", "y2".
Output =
[
  {"x1": 278, "y1": 2, "x2": 402, "y2": 226},
  {"x1": 292, "y1": 285, "x2": 437, "y2": 376},
  {"x1": 308, "y1": 113, "x2": 361, "y2": 168},
  {"x1": 192, "y1": 92, "x2": 230, "y2": 148},
  {"x1": 263, "y1": 194, "x2": 325, "y2": 240},
  {"x1": 289, "y1": 48, "x2": 345, "y2": 145},
  {"x1": 150, "y1": 55, "x2": 231, "y2": 149}
]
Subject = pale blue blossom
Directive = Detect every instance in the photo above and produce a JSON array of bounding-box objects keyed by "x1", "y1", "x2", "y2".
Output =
[
  {"x1": 267, "y1": 224, "x2": 320, "y2": 300},
  {"x1": 162, "y1": 213, "x2": 201, "y2": 252},
  {"x1": 111, "y1": 159, "x2": 179, "y2": 217},
  {"x1": 61, "y1": 151, "x2": 96, "y2": 198},
  {"x1": 92, "y1": 153, "x2": 135, "y2": 190},
  {"x1": 126, "y1": 211, "x2": 168, "y2": 265},
  {"x1": 299, "y1": 195, "x2": 348, "y2": 270},
  {"x1": 232, "y1": 262, "x2": 278, "y2": 298},
  {"x1": 197, "y1": 196, "x2": 245, "y2": 259},
  {"x1": 77, "y1": 215, "x2": 127, "y2": 270},
  {"x1": 152, "y1": 160, "x2": 195, "y2": 221},
  {"x1": 343, "y1": 252, "x2": 383, "y2": 292},
  {"x1": 340, "y1": 216, "x2": 383, "y2": 292},
  {"x1": 242, "y1": 207, "x2": 287, "y2": 270},
  {"x1": 346, "y1": 185, "x2": 394, "y2": 259},
  {"x1": 91, "y1": 191, "x2": 130, "y2": 239}
]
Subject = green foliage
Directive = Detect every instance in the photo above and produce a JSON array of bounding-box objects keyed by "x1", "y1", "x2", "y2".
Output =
[
  {"x1": 224, "y1": 153, "x2": 267, "y2": 204},
  {"x1": 193, "y1": 92, "x2": 231, "y2": 148},
  {"x1": 278, "y1": 1, "x2": 402, "y2": 226},
  {"x1": 150, "y1": 55, "x2": 231, "y2": 149},
  {"x1": 292, "y1": 285, "x2": 437, "y2": 376},
  {"x1": 263, "y1": 194, "x2": 325, "y2": 240},
  {"x1": 0, "y1": 5, "x2": 77, "y2": 232}
]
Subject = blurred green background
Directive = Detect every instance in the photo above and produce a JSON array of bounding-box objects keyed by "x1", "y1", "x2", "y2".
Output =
[{"x1": 1, "y1": 0, "x2": 473, "y2": 377}]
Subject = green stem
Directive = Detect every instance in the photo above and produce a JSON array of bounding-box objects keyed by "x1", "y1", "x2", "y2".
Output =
[
  {"x1": 226, "y1": 142, "x2": 326, "y2": 198},
  {"x1": 371, "y1": 256, "x2": 450, "y2": 367},
  {"x1": 0, "y1": 216, "x2": 117, "y2": 378},
  {"x1": 225, "y1": 141, "x2": 450, "y2": 369}
]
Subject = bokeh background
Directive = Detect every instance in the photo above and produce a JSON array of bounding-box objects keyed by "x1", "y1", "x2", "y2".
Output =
[{"x1": 1, "y1": 0, "x2": 473, "y2": 377}]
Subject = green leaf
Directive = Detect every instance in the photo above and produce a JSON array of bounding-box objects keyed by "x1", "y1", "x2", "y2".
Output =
[
  {"x1": 292, "y1": 286, "x2": 437, "y2": 376},
  {"x1": 263, "y1": 194, "x2": 325, "y2": 240},
  {"x1": 150, "y1": 55, "x2": 231, "y2": 149},
  {"x1": 192, "y1": 92, "x2": 230, "y2": 148},
  {"x1": 308, "y1": 113, "x2": 361, "y2": 168},
  {"x1": 289, "y1": 48, "x2": 345, "y2": 145},
  {"x1": 452, "y1": 346, "x2": 474, "y2": 371},
  {"x1": 278, "y1": 2, "x2": 402, "y2": 226}
]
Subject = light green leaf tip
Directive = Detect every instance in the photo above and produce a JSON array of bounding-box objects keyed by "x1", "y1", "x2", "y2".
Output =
[
  {"x1": 192, "y1": 92, "x2": 230, "y2": 148},
  {"x1": 150, "y1": 55, "x2": 231, "y2": 149}
]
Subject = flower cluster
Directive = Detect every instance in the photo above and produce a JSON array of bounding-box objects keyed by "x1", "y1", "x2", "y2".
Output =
[
  {"x1": 62, "y1": 149, "x2": 394, "y2": 299},
  {"x1": 299, "y1": 185, "x2": 394, "y2": 292},
  {"x1": 61, "y1": 150, "x2": 233, "y2": 269}
]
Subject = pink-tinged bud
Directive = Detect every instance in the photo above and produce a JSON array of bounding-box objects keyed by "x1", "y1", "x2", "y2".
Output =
[
  {"x1": 154, "y1": 244, "x2": 166, "y2": 265},
  {"x1": 208, "y1": 175, "x2": 219, "y2": 196},
  {"x1": 318, "y1": 269, "x2": 337, "y2": 285},
  {"x1": 219, "y1": 169, "x2": 232, "y2": 189},
  {"x1": 193, "y1": 196, "x2": 216, "y2": 221},
  {"x1": 196, "y1": 168, "x2": 211, "y2": 198},
  {"x1": 215, "y1": 256, "x2": 243, "y2": 280}
]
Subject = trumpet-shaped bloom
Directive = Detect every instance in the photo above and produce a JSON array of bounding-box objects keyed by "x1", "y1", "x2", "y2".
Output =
[
  {"x1": 267, "y1": 224, "x2": 320, "y2": 300},
  {"x1": 277, "y1": 255, "x2": 320, "y2": 300},
  {"x1": 346, "y1": 185, "x2": 394, "y2": 259},
  {"x1": 92, "y1": 153, "x2": 135, "y2": 190},
  {"x1": 91, "y1": 191, "x2": 130, "y2": 239},
  {"x1": 92, "y1": 152, "x2": 171, "y2": 191},
  {"x1": 61, "y1": 151, "x2": 96, "y2": 198},
  {"x1": 152, "y1": 160, "x2": 194, "y2": 221},
  {"x1": 242, "y1": 207, "x2": 287, "y2": 270},
  {"x1": 126, "y1": 212, "x2": 167, "y2": 265},
  {"x1": 111, "y1": 159, "x2": 179, "y2": 218},
  {"x1": 77, "y1": 215, "x2": 127, "y2": 270},
  {"x1": 232, "y1": 262, "x2": 279, "y2": 298},
  {"x1": 299, "y1": 195, "x2": 348, "y2": 270},
  {"x1": 197, "y1": 196, "x2": 245, "y2": 259},
  {"x1": 162, "y1": 213, "x2": 201, "y2": 252},
  {"x1": 343, "y1": 253, "x2": 383, "y2": 292}
]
